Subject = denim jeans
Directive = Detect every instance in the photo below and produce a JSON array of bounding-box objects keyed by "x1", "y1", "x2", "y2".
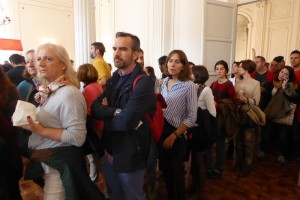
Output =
[{"x1": 102, "y1": 156, "x2": 146, "y2": 200}]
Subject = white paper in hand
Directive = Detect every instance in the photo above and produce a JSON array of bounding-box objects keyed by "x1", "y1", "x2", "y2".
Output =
[{"x1": 12, "y1": 100, "x2": 38, "y2": 126}]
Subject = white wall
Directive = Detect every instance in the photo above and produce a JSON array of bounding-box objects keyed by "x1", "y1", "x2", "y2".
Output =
[
  {"x1": 96, "y1": 0, "x2": 165, "y2": 76},
  {"x1": 0, "y1": 0, "x2": 75, "y2": 63},
  {"x1": 95, "y1": 0, "x2": 236, "y2": 79}
]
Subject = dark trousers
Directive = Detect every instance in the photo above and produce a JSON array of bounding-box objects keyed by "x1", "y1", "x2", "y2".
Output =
[
  {"x1": 190, "y1": 151, "x2": 206, "y2": 198},
  {"x1": 159, "y1": 120, "x2": 186, "y2": 200},
  {"x1": 264, "y1": 121, "x2": 292, "y2": 157},
  {"x1": 0, "y1": 137, "x2": 22, "y2": 200},
  {"x1": 291, "y1": 121, "x2": 300, "y2": 158},
  {"x1": 259, "y1": 124, "x2": 269, "y2": 152},
  {"x1": 160, "y1": 150, "x2": 185, "y2": 200}
]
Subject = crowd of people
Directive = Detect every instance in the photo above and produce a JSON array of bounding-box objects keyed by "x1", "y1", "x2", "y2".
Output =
[{"x1": 0, "y1": 31, "x2": 300, "y2": 200}]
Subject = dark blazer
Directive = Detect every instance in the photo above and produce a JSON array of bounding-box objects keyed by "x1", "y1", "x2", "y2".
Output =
[
  {"x1": 92, "y1": 64, "x2": 156, "y2": 172},
  {"x1": 17, "y1": 79, "x2": 39, "y2": 106},
  {"x1": 251, "y1": 70, "x2": 275, "y2": 110},
  {"x1": 6, "y1": 66, "x2": 26, "y2": 86}
]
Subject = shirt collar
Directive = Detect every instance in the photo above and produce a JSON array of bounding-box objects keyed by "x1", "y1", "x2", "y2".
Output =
[{"x1": 118, "y1": 64, "x2": 136, "y2": 76}]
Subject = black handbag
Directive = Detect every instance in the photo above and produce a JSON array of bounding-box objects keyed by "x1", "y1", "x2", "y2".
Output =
[
  {"x1": 190, "y1": 107, "x2": 217, "y2": 152},
  {"x1": 189, "y1": 85, "x2": 217, "y2": 152}
]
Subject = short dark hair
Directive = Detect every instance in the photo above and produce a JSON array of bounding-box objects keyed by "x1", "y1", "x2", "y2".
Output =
[
  {"x1": 240, "y1": 59, "x2": 256, "y2": 74},
  {"x1": 273, "y1": 56, "x2": 284, "y2": 63},
  {"x1": 91, "y1": 42, "x2": 106, "y2": 56},
  {"x1": 232, "y1": 61, "x2": 241, "y2": 68},
  {"x1": 290, "y1": 50, "x2": 300, "y2": 55},
  {"x1": 188, "y1": 61, "x2": 195, "y2": 67},
  {"x1": 145, "y1": 66, "x2": 155, "y2": 76},
  {"x1": 255, "y1": 56, "x2": 266, "y2": 63},
  {"x1": 158, "y1": 55, "x2": 167, "y2": 65},
  {"x1": 192, "y1": 65, "x2": 209, "y2": 84},
  {"x1": 116, "y1": 32, "x2": 140, "y2": 52},
  {"x1": 231, "y1": 61, "x2": 240, "y2": 78},
  {"x1": 9, "y1": 54, "x2": 25, "y2": 64},
  {"x1": 214, "y1": 60, "x2": 229, "y2": 74},
  {"x1": 26, "y1": 49, "x2": 35, "y2": 55},
  {"x1": 137, "y1": 48, "x2": 144, "y2": 54}
]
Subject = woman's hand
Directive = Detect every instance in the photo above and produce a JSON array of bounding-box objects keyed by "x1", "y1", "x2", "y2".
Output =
[
  {"x1": 20, "y1": 116, "x2": 44, "y2": 135},
  {"x1": 102, "y1": 97, "x2": 108, "y2": 106},
  {"x1": 163, "y1": 133, "x2": 177, "y2": 149},
  {"x1": 237, "y1": 94, "x2": 246, "y2": 103},
  {"x1": 282, "y1": 76, "x2": 289, "y2": 90}
]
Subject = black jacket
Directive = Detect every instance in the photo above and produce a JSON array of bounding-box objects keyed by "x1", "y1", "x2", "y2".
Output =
[{"x1": 92, "y1": 64, "x2": 156, "y2": 172}]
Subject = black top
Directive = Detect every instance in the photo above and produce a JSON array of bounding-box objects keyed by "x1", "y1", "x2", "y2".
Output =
[{"x1": 6, "y1": 65, "x2": 26, "y2": 86}]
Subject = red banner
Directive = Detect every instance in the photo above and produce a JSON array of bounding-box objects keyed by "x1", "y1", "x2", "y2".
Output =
[{"x1": 0, "y1": 38, "x2": 23, "y2": 51}]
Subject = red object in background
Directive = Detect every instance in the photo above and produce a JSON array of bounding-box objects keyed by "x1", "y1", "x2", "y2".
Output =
[{"x1": 0, "y1": 38, "x2": 23, "y2": 51}]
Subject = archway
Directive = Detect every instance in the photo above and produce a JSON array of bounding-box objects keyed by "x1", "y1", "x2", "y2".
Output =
[{"x1": 235, "y1": 14, "x2": 250, "y2": 61}]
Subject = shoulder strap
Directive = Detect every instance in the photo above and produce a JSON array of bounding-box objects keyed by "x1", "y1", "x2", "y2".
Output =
[
  {"x1": 132, "y1": 74, "x2": 144, "y2": 91},
  {"x1": 197, "y1": 84, "x2": 206, "y2": 98},
  {"x1": 92, "y1": 83, "x2": 102, "y2": 94}
]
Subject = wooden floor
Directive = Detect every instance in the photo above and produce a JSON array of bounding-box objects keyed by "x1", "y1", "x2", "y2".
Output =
[{"x1": 20, "y1": 153, "x2": 300, "y2": 200}]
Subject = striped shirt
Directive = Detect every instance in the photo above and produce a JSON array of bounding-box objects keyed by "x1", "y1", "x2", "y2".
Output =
[{"x1": 161, "y1": 77, "x2": 198, "y2": 129}]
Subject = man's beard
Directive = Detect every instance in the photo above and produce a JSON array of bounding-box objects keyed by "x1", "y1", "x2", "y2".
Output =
[{"x1": 114, "y1": 57, "x2": 124, "y2": 69}]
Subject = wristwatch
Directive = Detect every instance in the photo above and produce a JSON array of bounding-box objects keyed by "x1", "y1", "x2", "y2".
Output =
[{"x1": 114, "y1": 108, "x2": 122, "y2": 116}]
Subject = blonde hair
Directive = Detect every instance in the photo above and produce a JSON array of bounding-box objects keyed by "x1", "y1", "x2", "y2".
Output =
[{"x1": 35, "y1": 43, "x2": 80, "y2": 88}]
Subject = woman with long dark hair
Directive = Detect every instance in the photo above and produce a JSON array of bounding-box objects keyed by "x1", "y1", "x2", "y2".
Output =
[
  {"x1": 264, "y1": 66, "x2": 298, "y2": 163},
  {"x1": 205, "y1": 60, "x2": 237, "y2": 179},
  {"x1": 0, "y1": 68, "x2": 23, "y2": 200},
  {"x1": 159, "y1": 50, "x2": 197, "y2": 200}
]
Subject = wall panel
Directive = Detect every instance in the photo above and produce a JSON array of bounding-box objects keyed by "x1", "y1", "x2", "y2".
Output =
[
  {"x1": 19, "y1": 0, "x2": 73, "y2": 8},
  {"x1": 173, "y1": 0, "x2": 203, "y2": 64},
  {"x1": 270, "y1": 0, "x2": 292, "y2": 20},
  {"x1": 114, "y1": 0, "x2": 149, "y2": 58},
  {"x1": 204, "y1": 0, "x2": 236, "y2": 74},
  {"x1": 266, "y1": 24, "x2": 290, "y2": 60},
  {"x1": 18, "y1": 3, "x2": 74, "y2": 58}
]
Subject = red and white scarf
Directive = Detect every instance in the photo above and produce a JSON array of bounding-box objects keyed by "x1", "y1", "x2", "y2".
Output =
[{"x1": 34, "y1": 75, "x2": 67, "y2": 105}]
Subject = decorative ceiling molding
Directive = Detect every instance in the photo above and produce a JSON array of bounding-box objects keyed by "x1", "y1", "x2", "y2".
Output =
[{"x1": 238, "y1": 0, "x2": 266, "y2": 6}]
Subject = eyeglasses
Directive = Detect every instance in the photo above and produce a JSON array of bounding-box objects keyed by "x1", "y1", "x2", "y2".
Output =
[{"x1": 36, "y1": 56, "x2": 55, "y2": 63}]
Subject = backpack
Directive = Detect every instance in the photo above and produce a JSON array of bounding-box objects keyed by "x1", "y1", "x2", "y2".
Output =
[{"x1": 133, "y1": 75, "x2": 167, "y2": 143}]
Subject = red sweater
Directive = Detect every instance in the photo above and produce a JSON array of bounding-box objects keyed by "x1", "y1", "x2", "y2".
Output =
[{"x1": 83, "y1": 82, "x2": 104, "y2": 133}]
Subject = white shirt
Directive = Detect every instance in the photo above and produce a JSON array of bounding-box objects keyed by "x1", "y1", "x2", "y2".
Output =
[{"x1": 198, "y1": 86, "x2": 216, "y2": 117}]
